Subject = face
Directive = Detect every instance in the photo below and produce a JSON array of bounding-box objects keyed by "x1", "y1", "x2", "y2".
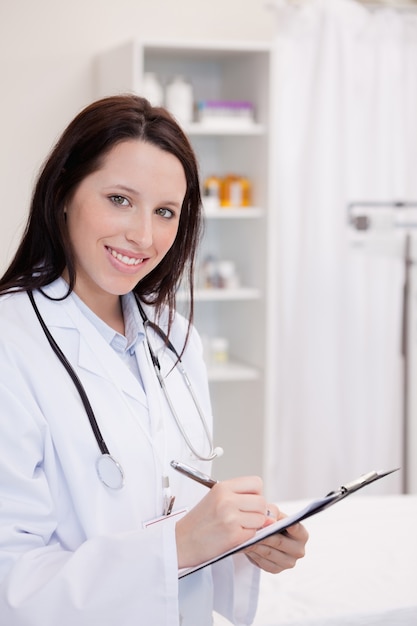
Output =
[{"x1": 64, "y1": 139, "x2": 186, "y2": 314}]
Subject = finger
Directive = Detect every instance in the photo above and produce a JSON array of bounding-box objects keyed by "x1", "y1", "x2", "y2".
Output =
[
  {"x1": 265, "y1": 503, "x2": 280, "y2": 521},
  {"x1": 246, "y1": 545, "x2": 298, "y2": 574},
  {"x1": 236, "y1": 494, "x2": 268, "y2": 514},
  {"x1": 282, "y1": 522, "x2": 310, "y2": 543},
  {"x1": 236, "y1": 505, "x2": 278, "y2": 531},
  {"x1": 258, "y1": 528, "x2": 308, "y2": 560},
  {"x1": 245, "y1": 530, "x2": 307, "y2": 572},
  {"x1": 221, "y1": 475, "x2": 264, "y2": 495},
  {"x1": 246, "y1": 535, "x2": 301, "y2": 572}
]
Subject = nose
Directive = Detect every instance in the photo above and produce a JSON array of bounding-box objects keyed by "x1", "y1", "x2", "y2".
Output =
[{"x1": 125, "y1": 211, "x2": 153, "y2": 249}]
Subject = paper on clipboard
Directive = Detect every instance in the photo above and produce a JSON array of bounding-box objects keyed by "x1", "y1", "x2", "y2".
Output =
[{"x1": 178, "y1": 467, "x2": 399, "y2": 579}]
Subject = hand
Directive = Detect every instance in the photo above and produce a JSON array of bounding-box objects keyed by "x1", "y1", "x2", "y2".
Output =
[
  {"x1": 175, "y1": 476, "x2": 271, "y2": 569},
  {"x1": 244, "y1": 505, "x2": 309, "y2": 574}
]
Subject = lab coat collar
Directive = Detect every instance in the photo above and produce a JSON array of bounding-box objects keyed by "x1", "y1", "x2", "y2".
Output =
[{"x1": 34, "y1": 279, "x2": 148, "y2": 407}]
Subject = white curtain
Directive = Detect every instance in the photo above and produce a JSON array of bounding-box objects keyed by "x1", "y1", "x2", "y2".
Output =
[{"x1": 266, "y1": 0, "x2": 417, "y2": 501}]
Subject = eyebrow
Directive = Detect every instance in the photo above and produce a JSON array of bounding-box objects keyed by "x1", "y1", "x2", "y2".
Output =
[{"x1": 108, "y1": 184, "x2": 140, "y2": 196}]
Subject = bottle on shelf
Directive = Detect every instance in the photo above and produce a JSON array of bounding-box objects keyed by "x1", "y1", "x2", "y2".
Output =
[
  {"x1": 203, "y1": 175, "x2": 221, "y2": 211},
  {"x1": 165, "y1": 75, "x2": 194, "y2": 126},
  {"x1": 220, "y1": 174, "x2": 251, "y2": 208},
  {"x1": 200, "y1": 255, "x2": 221, "y2": 289},
  {"x1": 142, "y1": 72, "x2": 164, "y2": 107},
  {"x1": 199, "y1": 256, "x2": 240, "y2": 290},
  {"x1": 197, "y1": 100, "x2": 255, "y2": 126},
  {"x1": 216, "y1": 260, "x2": 240, "y2": 289},
  {"x1": 210, "y1": 337, "x2": 229, "y2": 365}
]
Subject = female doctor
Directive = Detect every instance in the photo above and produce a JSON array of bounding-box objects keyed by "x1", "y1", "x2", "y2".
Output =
[{"x1": 0, "y1": 95, "x2": 308, "y2": 626}]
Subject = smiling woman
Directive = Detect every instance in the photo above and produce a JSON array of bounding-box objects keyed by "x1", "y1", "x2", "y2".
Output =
[
  {"x1": 63, "y1": 139, "x2": 186, "y2": 328},
  {"x1": 0, "y1": 95, "x2": 203, "y2": 332},
  {"x1": 0, "y1": 94, "x2": 308, "y2": 626}
]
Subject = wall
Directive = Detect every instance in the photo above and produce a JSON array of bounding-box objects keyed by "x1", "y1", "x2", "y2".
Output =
[{"x1": 0, "y1": 0, "x2": 275, "y2": 271}]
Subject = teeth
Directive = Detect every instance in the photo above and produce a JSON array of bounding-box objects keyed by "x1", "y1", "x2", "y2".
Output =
[{"x1": 109, "y1": 248, "x2": 143, "y2": 266}]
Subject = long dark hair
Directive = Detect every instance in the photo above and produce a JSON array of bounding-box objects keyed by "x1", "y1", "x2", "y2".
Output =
[{"x1": 0, "y1": 94, "x2": 203, "y2": 330}]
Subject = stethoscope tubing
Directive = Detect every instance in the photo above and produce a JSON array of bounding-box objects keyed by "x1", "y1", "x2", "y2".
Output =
[
  {"x1": 135, "y1": 296, "x2": 218, "y2": 461},
  {"x1": 27, "y1": 289, "x2": 219, "y2": 490},
  {"x1": 28, "y1": 290, "x2": 109, "y2": 456}
]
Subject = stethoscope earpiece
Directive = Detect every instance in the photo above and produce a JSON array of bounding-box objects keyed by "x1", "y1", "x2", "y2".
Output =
[{"x1": 214, "y1": 446, "x2": 224, "y2": 458}]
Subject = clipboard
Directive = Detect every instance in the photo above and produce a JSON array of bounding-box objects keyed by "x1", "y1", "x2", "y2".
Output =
[{"x1": 178, "y1": 467, "x2": 399, "y2": 579}]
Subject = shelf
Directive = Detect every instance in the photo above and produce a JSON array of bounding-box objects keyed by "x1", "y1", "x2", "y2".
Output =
[
  {"x1": 184, "y1": 287, "x2": 262, "y2": 302},
  {"x1": 136, "y1": 39, "x2": 273, "y2": 56},
  {"x1": 206, "y1": 360, "x2": 260, "y2": 382},
  {"x1": 95, "y1": 38, "x2": 273, "y2": 480},
  {"x1": 184, "y1": 122, "x2": 266, "y2": 136},
  {"x1": 177, "y1": 287, "x2": 261, "y2": 302},
  {"x1": 203, "y1": 206, "x2": 264, "y2": 219}
]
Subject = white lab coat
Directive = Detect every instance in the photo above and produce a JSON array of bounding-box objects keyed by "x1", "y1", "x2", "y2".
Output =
[{"x1": 0, "y1": 279, "x2": 259, "y2": 626}]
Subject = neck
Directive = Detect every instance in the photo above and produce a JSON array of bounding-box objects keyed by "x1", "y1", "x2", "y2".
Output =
[
  {"x1": 82, "y1": 291, "x2": 125, "y2": 334},
  {"x1": 100, "y1": 299, "x2": 125, "y2": 334},
  {"x1": 62, "y1": 273, "x2": 125, "y2": 334}
]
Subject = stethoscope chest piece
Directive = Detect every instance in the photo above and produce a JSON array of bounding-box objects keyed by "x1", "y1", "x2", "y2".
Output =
[{"x1": 96, "y1": 454, "x2": 125, "y2": 490}]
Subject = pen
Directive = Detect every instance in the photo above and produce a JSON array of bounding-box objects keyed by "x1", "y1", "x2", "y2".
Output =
[
  {"x1": 170, "y1": 460, "x2": 218, "y2": 489},
  {"x1": 171, "y1": 460, "x2": 275, "y2": 523}
]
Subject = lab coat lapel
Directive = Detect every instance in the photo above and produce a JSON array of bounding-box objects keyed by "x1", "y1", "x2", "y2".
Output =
[
  {"x1": 37, "y1": 281, "x2": 148, "y2": 409},
  {"x1": 76, "y1": 331, "x2": 148, "y2": 408}
]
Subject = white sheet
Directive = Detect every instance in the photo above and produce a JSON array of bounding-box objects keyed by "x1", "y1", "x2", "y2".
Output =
[{"x1": 251, "y1": 495, "x2": 417, "y2": 626}]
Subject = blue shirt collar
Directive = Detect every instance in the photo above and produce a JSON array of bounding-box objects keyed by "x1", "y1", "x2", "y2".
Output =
[{"x1": 71, "y1": 290, "x2": 145, "y2": 355}]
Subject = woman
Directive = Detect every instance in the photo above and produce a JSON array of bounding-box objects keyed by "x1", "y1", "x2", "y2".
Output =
[{"x1": 0, "y1": 95, "x2": 308, "y2": 625}]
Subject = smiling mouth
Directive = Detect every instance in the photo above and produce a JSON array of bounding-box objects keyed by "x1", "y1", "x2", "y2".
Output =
[{"x1": 107, "y1": 246, "x2": 144, "y2": 266}]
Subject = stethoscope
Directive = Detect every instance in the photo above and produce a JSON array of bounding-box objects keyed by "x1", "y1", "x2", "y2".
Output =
[{"x1": 28, "y1": 290, "x2": 223, "y2": 490}]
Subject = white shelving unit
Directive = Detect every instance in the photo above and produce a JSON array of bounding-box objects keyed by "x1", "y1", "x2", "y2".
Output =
[{"x1": 95, "y1": 40, "x2": 275, "y2": 480}]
